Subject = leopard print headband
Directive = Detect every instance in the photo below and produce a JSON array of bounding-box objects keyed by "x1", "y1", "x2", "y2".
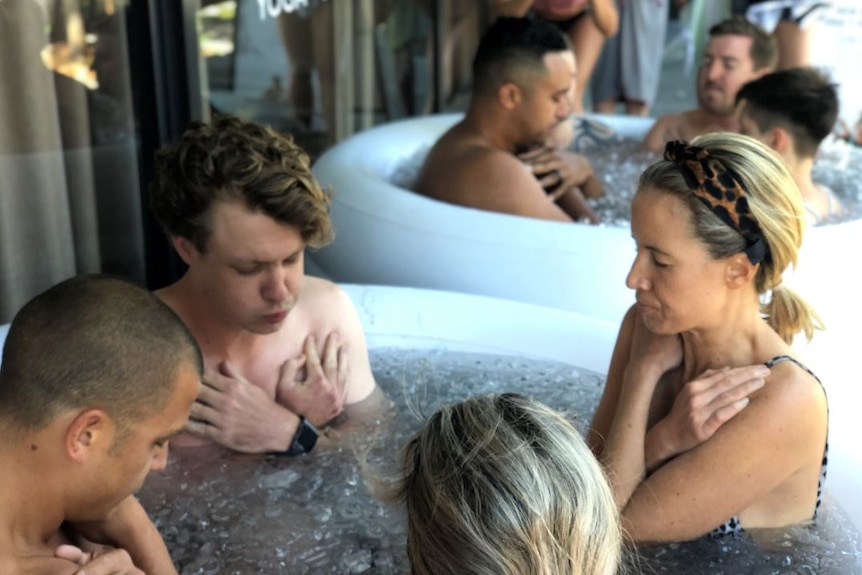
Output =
[{"x1": 663, "y1": 140, "x2": 768, "y2": 265}]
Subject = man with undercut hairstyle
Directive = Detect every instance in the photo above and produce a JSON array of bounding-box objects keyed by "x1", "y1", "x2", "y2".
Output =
[
  {"x1": 0, "y1": 274, "x2": 202, "y2": 574},
  {"x1": 149, "y1": 114, "x2": 378, "y2": 456},
  {"x1": 735, "y1": 67, "x2": 842, "y2": 224},
  {"x1": 644, "y1": 16, "x2": 777, "y2": 152},
  {"x1": 414, "y1": 16, "x2": 603, "y2": 224}
]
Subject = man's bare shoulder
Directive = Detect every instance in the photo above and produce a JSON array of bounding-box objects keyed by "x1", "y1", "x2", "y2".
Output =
[
  {"x1": 652, "y1": 111, "x2": 685, "y2": 128},
  {"x1": 425, "y1": 124, "x2": 526, "y2": 172},
  {"x1": 295, "y1": 276, "x2": 357, "y2": 325},
  {"x1": 299, "y1": 275, "x2": 349, "y2": 303},
  {"x1": 292, "y1": 276, "x2": 376, "y2": 403},
  {"x1": 415, "y1": 125, "x2": 537, "y2": 203},
  {"x1": 454, "y1": 144, "x2": 536, "y2": 185},
  {"x1": 644, "y1": 111, "x2": 696, "y2": 152}
]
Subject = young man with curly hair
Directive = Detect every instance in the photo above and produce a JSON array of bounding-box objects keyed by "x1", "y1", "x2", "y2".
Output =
[{"x1": 149, "y1": 115, "x2": 378, "y2": 456}]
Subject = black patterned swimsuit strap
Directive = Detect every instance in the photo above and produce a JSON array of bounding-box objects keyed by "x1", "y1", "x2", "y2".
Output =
[
  {"x1": 764, "y1": 354, "x2": 822, "y2": 384},
  {"x1": 765, "y1": 354, "x2": 829, "y2": 517}
]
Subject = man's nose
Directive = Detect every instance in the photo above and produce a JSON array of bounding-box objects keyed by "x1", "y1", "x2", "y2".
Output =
[
  {"x1": 261, "y1": 269, "x2": 289, "y2": 303},
  {"x1": 705, "y1": 61, "x2": 722, "y2": 80}
]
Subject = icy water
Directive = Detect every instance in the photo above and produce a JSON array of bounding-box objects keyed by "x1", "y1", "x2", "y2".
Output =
[
  {"x1": 138, "y1": 348, "x2": 862, "y2": 574},
  {"x1": 587, "y1": 135, "x2": 862, "y2": 228}
]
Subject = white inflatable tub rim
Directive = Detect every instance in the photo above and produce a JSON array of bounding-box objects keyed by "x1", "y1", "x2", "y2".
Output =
[{"x1": 316, "y1": 114, "x2": 633, "y2": 249}]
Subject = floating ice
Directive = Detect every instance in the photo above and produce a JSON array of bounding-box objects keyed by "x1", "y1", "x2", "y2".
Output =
[{"x1": 138, "y1": 349, "x2": 862, "y2": 574}]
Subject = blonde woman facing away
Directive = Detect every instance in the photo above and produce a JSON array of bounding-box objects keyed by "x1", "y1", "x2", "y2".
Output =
[
  {"x1": 589, "y1": 133, "x2": 828, "y2": 542},
  {"x1": 394, "y1": 393, "x2": 623, "y2": 575}
]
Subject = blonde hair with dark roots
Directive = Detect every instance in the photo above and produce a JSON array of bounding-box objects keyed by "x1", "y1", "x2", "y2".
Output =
[
  {"x1": 639, "y1": 132, "x2": 823, "y2": 343},
  {"x1": 149, "y1": 114, "x2": 333, "y2": 252},
  {"x1": 393, "y1": 393, "x2": 623, "y2": 575}
]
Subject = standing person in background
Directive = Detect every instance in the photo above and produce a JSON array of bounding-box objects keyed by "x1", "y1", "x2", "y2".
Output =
[
  {"x1": 490, "y1": 0, "x2": 619, "y2": 113},
  {"x1": 592, "y1": 0, "x2": 670, "y2": 117},
  {"x1": 277, "y1": 1, "x2": 335, "y2": 142},
  {"x1": 743, "y1": 1, "x2": 830, "y2": 70}
]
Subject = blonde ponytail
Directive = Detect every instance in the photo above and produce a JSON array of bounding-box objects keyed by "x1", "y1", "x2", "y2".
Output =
[{"x1": 762, "y1": 284, "x2": 824, "y2": 344}]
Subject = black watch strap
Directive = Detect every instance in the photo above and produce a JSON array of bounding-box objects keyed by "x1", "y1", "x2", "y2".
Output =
[{"x1": 278, "y1": 416, "x2": 318, "y2": 457}]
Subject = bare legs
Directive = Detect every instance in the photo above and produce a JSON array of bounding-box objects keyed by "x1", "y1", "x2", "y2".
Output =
[
  {"x1": 568, "y1": 15, "x2": 606, "y2": 113},
  {"x1": 774, "y1": 20, "x2": 813, "y2": 69},
  {"x1": 277, "y1": 4, "x2": 335, "y2": 137}
]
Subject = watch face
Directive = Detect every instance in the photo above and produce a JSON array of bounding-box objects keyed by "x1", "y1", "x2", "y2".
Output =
[
  {"x1": 294, "y1": 418, "x2": 319, "y2": 454},
  {"x1": 279, "y1": 418, "x2": 319, "y2": 456}
]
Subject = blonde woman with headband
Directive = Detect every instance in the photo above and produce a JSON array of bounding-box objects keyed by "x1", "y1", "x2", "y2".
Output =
[
  {"x1": 394, "y1": 393, "x2": 623, "y2": 575},
  {"x1": 588, "y1": 133, "x2": 828, "y2": 542}
]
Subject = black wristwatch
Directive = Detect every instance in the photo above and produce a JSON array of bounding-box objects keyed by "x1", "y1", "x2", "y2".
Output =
[{"x1": 278, "y1": 416, "x2": 318, "y2": 456}]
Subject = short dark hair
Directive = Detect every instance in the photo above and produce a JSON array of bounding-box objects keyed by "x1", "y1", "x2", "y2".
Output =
[
  {"x1": 736, "y1": 68, "x2": 838, "y2": 158},
  {"x1": 472, "y1": 16, "x2": 569, "y2": 97},
  {"x1": 149, "y1": 115, "x2": 334, "y2": 253},
  {"x1": 709, "y1": 16, "x2": 777, "y2": 70},
  {"x1": 0, "y1": 275, "x2": 203, "y2": 433}
]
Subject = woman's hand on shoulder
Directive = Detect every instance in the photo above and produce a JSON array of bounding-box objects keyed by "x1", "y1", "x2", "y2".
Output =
[{"x1": 646, "y1": 365, "x2": 770, "y2": 470}]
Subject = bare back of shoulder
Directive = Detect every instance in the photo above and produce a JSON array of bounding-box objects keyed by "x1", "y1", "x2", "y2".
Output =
[
  {"x1": 414, "y1": 124, "x2": 499, "y2": 204},
  {"x1": 414, "y1": 124, "x2": 557, "y2": 219},
  {"x1": 646, "y1": 110, "x2": 714, "y2": 152}
]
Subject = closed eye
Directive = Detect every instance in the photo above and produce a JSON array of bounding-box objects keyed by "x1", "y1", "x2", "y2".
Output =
[
  {"x1": 235, "y1": 266, "x2": 261, "y2": 276},
  {"x1": 651, "y1": 254, "x2": 669, "y2": 268},
  {"x1": 723, "y1": 57, "x2": 739, "y2": 70}
]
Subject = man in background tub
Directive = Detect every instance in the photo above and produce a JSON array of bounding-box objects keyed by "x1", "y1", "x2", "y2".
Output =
[
  {"x1": 149, "y1": 115, "x2": 379, "y2": 456},
  {"x1": 414, "y1": 16, "x2": 603, "y2": 224},
  {"x1": 644, "y1": 16, "x2": 777, "y2": 153},
  {"x1": 735, "y1": 67, "x2": 843, "y2": 225},
  {"x1": 0, "y1": 275, "x2": 201, "y2": 574}
]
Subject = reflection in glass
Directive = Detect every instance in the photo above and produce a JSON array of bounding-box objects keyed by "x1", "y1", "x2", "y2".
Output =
[
  {"x1": 0, "y1": 0, "x2": 145, "y2": 322},
  {"x1": 194, "y1": 0, "x2": 485, "y2": 158}
]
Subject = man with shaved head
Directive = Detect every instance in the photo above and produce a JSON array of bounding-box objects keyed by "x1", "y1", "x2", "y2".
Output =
[{"x1": 0, "y1": 274, "x2": 202, "y2": 574}]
